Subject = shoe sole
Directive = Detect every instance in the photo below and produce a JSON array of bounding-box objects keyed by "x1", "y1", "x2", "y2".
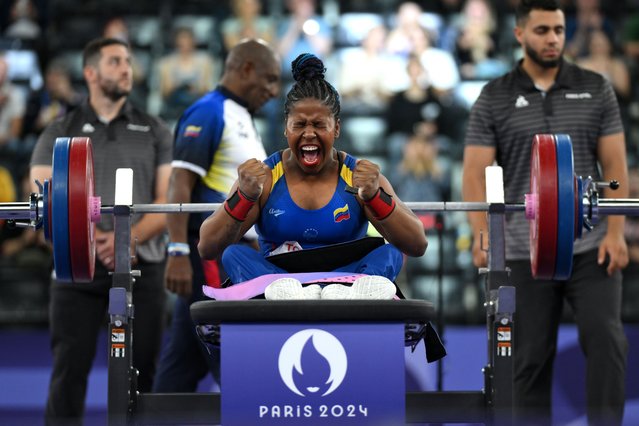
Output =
[
  {"x1": 321, "y1": 275, "x2": 396, "y2": 300},
  {"x1": 265, "y1": 278, "x2": 321, "y2": 300}
]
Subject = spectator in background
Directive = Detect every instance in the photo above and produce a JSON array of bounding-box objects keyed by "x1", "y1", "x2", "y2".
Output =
[
  {"x1": 577, "y1": 28, "x2": 633, "y2": 162},
  {"x1": 277, "y1": 0, "x2": 332, "y2": 79},
  {"x1": 4, "y1": 0, "x2": 41, "y2": 42},
  {"x1": 158, "y1": 27, "x2": 216, "y2": 121},
  {"x1": 454, "y1": 0, "x2": 509, "y2": 80},
  {"x1": 337, "y1": 24, "x2": 397, "y2": 114},
  {"x1": 102, "y1": 16, "x2": 129, "y2": 43},
  {"x1": 385, "y1": 54, "x2": 445, "y2": 162},
  {"x1": 565, "y1": 0, "x2": 615, "y2": 60},
  {"x1": 34, "y1": 59, "x2": 83, "y2": 132},
  {"x1": 409, "y1": 24, "x2": 460, "y2": 95},
  {"x1": 0, "y1": 55, "x2": 26, "y2": 162},
  {"x1": 390, "y1": 132, "x2": 451, "y2": 203},
  {"x1": 408, "y1": 24, "x2": 469, "y2": 154},
  {"x1": 386, "y1": 2, "x2": 424, "y2": 57},
  {"x1": 577, "y1": 29, "x2": 631, "y2": 102},
  {"x1": 221, "y1": 0, "x2": 274, "y2": 52}
]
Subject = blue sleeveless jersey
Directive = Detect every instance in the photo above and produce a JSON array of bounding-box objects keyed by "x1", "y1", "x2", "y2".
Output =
[{"x1": 256, "y1": 151, "x2": 368, "y2": 256}]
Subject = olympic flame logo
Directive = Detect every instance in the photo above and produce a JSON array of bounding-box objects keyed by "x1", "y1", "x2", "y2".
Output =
[{"x1": 278, "y1": 329, "x2": 348, "y2": 397}]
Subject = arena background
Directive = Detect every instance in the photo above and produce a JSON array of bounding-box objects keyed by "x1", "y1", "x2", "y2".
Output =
[{"x1": 0, "y1": 0, "x2": 638, "y2": 424}]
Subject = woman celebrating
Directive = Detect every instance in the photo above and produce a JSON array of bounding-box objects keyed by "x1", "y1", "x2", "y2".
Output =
[{"x1": 198, "y1": 53, "x2": 427, "y2": 299}]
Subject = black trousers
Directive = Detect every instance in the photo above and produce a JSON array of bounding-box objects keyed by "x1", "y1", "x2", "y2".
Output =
[
  {"x1": 508, "y1": 249, "x2": 628, "y2": 426},
  {"x1": 45, "y1": 260, "x2": 166, "y2": 426}
]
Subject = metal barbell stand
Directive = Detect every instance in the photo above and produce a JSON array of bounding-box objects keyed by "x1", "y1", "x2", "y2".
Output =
[
  {"x1": 108, "y1": 204, "x2": 137, "y2": 426},
  {"x1": 99, "y1": 199, "x2": 518, "y2": 425}
]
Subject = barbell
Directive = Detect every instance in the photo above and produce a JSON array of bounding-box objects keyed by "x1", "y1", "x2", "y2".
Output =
[{"x1": 0, "y1": 135, "x2": 633, "y2": 283}]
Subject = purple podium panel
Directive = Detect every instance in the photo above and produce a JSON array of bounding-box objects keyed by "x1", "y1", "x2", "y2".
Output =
[{"x1": 221, "y1": 323, "x2": 405, "y2": 425}]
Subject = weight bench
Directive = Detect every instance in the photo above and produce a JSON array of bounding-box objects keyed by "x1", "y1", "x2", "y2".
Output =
[{"x1": 133, "y1": 299, "x2": 493, "y2": 425}]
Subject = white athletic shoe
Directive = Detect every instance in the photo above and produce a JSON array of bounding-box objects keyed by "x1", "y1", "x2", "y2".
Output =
[
  {"x1": 320, "y1": 275, "x2": 396, "y2": 300},
  {"x1": 264, "y1": 278, "x2": 321, "y2": 300}
]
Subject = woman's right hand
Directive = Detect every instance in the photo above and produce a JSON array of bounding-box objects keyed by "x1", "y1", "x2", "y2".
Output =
[{"x1": 238, "y1": 159, "x2": 269, "y2": 200}]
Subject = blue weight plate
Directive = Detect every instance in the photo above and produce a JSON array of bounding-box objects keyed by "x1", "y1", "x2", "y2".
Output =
[
  {"x1": 554, "y1": 134, "x2": 575, "y2": 280},
  {"x1": 52, "y1": 137, "x2": 72, "y2": 282},
  {"x1": 43, "y1": 179, "x2": 51, "y2": 241}
]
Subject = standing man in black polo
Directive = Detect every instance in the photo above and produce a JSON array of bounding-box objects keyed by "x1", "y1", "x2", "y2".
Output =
[
  {"x1": 30, "y1": 37, "x2": 173, "y2": 425},
  {"x1": 462, "y1": 1, "x2": 628, "y2": 425}
]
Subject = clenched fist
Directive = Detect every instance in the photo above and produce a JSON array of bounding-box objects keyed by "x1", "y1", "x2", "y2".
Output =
[
  {"x1": 238, "y1": 158, "x2": 269, "y2": 200},
  {"x1": 352, "y1": 159, "x2": 380, "y2": 201}
]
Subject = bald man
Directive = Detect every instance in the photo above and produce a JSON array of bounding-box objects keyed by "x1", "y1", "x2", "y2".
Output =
[{"x1": 153, "y1": 38, "x2": 281, "y2": 392}]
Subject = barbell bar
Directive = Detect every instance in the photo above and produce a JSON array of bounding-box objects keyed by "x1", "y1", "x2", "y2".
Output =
[
  {"x1": 0, "y1": 135, "x2": 635, "y2": 283},
  {"x1": 1, "y1": 201, "x2": 525, "y2": 216}
]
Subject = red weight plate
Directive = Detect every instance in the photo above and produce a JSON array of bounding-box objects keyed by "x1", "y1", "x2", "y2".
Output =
[
  {"x1": 68, "y1": 137, "x2": 96, "y2": 282},
  {"x1": 529, "y1": 134, "x2": 558, "y2": 279}
]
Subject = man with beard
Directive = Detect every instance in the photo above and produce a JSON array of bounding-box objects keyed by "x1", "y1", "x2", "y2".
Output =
[
  {"x1": 462, "y1": 1, "x2": 628, "y2": 425},
  {"x1": 30, "y1": 37, "x2": 172, "y2": 425}
]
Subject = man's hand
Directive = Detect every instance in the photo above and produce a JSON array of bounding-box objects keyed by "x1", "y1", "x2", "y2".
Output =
[
  {"x1": 237, "y1": 159, "x2": 269, "y2": 200},
  {"x1": 352, "y1": 159, "x2": 380, "y2": 201},
  {"x1": 95, "y1": 229, "x2": 116, "y2": 270},
  {"x1": 165, "y1": 256, "x2": 193, "y2": 297},
  {"x1": 598, "y1": 231, "x2": 629, "y2": 276},
  {"x1": 95, "y1": 229, "x2": 138, "y2": 270},
  {"x1": 471, "y1": 232, "x2": 488, "y2": 268}
]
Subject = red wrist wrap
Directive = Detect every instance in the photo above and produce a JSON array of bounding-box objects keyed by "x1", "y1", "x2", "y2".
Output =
[
  {"x1": 365, "y1": 187, "x2": 396, "y2": 220},
  {"x1": 224, "y1": 189, "x2": 256, "y2": 221}
]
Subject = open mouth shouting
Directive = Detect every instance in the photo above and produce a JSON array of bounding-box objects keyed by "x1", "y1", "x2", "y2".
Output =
[{"x1": 300, "y1": 145, "x2": 321, "y2": 167}]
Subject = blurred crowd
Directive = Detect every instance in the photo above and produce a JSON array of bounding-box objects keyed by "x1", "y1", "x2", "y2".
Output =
[{"x1": 1, "y1": 0, "x2": 639, "y2": 324}]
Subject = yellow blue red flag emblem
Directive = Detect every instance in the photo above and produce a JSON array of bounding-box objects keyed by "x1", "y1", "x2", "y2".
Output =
[
  {"x1": 333, "y1": 204, "x2": 350, "y2": 223},
  {"x1": 184, "y1": 125, "x2": 202, "y2": 138}
]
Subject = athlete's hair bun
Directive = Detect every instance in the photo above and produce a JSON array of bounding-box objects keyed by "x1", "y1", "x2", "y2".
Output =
[{"x1": 291, "y1": 53, "x2": 326, "y2": 82}]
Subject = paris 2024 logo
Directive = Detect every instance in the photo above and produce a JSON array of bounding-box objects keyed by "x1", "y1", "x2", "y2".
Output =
[{"x1": 278, "y1": 329, "x2": 347, "y2": 397}]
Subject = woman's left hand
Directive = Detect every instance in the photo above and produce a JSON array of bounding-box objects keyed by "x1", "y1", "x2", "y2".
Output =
[{"x1": 352, "y1": 159, "x2": 380, "y2": 201}]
